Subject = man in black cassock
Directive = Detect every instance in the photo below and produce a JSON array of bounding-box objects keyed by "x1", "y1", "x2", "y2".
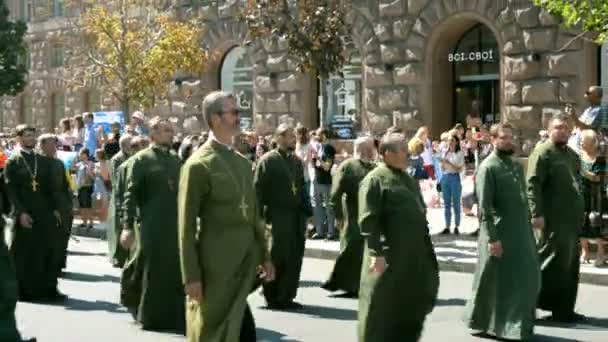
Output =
[{"x1": 4, "y1": 125, "x2": 65, "y2": 302}]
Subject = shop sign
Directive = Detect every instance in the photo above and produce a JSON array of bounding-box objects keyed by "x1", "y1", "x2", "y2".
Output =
[
  {"x1": 448, "y1": 49, "x2": 496, "y2": 63},
  {"x1": 329, "y1": 115, "x2": 355, "y2": 139}
]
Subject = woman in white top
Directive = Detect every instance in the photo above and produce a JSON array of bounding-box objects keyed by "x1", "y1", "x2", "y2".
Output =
[
  {"x1": 439, "y1": 134, "x2": 465, "y2": 235},
  {"x1": 57, "y1": 118, "x2": 76, "y2": 151}
]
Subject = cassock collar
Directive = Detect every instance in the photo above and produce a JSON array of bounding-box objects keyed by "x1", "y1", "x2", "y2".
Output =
[
  {"x1": 383, "y1": 162, "x2": 406, "y2": 174},
  {"x1": 208, "y1": 133, "x2": 235, "y2": 154},
  {"x1": 19, "y1": 147, "x2": 34, "y2": 155}
]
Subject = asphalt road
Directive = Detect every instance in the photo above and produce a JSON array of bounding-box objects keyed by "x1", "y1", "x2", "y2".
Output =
[{"x1": 15, "y1": 237, "x2": 608, "y2": 342}]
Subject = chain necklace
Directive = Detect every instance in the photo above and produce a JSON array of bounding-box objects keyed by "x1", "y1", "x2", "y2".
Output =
[
  {"x1": 214, "y1": 144, "x2": 250, "y2": 221},
  {"x1": 19, "y1": 150, "x2": 38, "y2": 192},
  {"x1": 274, "y1": 149, "x2": 298, "y2": 197}
]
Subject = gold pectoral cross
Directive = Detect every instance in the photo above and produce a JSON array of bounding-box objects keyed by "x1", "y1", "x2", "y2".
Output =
[
  {"x1": 239, "y1": 196, "x2": 248, "y2": 219},
  {"x1": 291, "y1": 183, "x2": 297, "y2": 197},
  {"x1": 31, "y1": 179, "x2": 38, "y2": 192}
]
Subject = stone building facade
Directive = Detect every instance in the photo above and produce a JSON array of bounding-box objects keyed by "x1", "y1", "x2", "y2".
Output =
[{"x1": 2, "y1": 0, "x2": 601, "y2": 139}]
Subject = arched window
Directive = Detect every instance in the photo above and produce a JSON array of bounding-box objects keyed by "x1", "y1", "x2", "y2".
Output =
[
  {"x1": 451, "y1": 24, "x2": 500, "y2": 125},
  {"x1": 220, "y1": 46, "x2": 253, "y2": 129}
]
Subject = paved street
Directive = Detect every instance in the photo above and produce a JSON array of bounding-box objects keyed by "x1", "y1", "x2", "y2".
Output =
[{"x1": 16, "y1": 237, "x2": 608, "y2": 342}]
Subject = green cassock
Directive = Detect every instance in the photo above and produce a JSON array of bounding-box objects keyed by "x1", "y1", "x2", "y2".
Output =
[
  {"x1": 464, "y1": 151, "x2": 540, "y2": 340},
  {"x1": 121, "y1": 146, "x2": 185, "y2": 332},
  {"x1": 357, "y1": 163, "x2": 439, "y2": 342},
  {"x1": 0, "y1": 179, "x2": 26, "y2": 342},
  {"x1": 526, "y1": 141, "x2": 584, "y2": 317},
  {"x1": 49, "y1": 158, "x2": 73, "y2": 273},
  {"x1": 5, "y1": 151, "x2": 61, "y2": 300},
  {"x1": 254, "y1": 148, "x2": 306, "y2": 306},
  {"x1": 179, "y1": 140, "x2": 268, "y2": 342},
  {"x1": 323, "y1": 158, "x2": 375, "y2": 295},
  {"x1": 107, "y1": 150, "x2": 129, "y2": 267}
]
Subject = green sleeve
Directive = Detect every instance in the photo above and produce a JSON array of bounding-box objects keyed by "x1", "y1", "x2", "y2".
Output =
[
  {"x1": 476, "y1": 164, "x2": 499, "y2": 242},
  {"x1": 252, "y1": 187, "x2": 270, "y2": 263},
  {"x1": 253, "y1": 157, "x2": 268, "y2": 215},
  {"x1": 329, "y1": 163, "x2": 347, "y2": 220},
  {"x1": 50, "y1": 161, "x2": 70, "y2": 213},
  {"x1": 122, "y1": 157, "x2": 143, "y2": 230},
  {"x1": 358, "y1": 176, "x2": 384, "y2": 257},
  {"x1": 526, "y1": 149, "x2": 547, "y2": 218},
  {"x1": 178, "y1": 159, "x2": 208, "y2": 284},
  {"x1": 4, "y1": 158, "x2": 24, "y2": 216}
]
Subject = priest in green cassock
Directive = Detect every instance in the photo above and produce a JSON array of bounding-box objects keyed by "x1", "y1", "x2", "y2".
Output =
[
  {"x1": 107, "y1": 134, "x2": 132, "y2": 267},
  {"x1": 465, "y1": 123, "x2": 540, "y2": 340},
  {"x1": 254, "y1": 124, "x2": 307, "y2": 310},
  {"x1": 0, "y1": 175, "x2": 36, "y2": 342},
  {"x1": 527, "y1": 115, "x2": 586, "y2": 323},
  {"x1": 179, "y1": 91, "x2": 275, "y2": 342},
  {"x1": 5, "y1": 125, "x2": 65, "y2": 302},
  {"x1": 358, "y1": 133, "x2": 438, "y2": 342},
  {"x1": 120, "y1": 119, "x2": 184, "y2": 333},
  {"x1": 322, "y1": 136, "x2": 375, "y2": 297},
  {"x1": 38, "y1": 134, "x2": 73, "y2": 274}
]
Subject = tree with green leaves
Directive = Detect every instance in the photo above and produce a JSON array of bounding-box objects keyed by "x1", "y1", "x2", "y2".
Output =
[
  {"x1": 246, "y1": 0, "x2": 351, "y2": 127},
  {"x1": 0, "y1": 0, "x2": 28, "y2": 96},
  {"x1": 534, "y1": 0, "x2": 608, "y2": 44}
]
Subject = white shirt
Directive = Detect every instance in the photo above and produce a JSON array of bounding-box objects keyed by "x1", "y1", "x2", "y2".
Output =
[
  {"x1": 441, "y1": 151, "x2": 464, "y2": 174},
  {"x1": 421, "y1": 138, "x2": 433, "y2": 166}
]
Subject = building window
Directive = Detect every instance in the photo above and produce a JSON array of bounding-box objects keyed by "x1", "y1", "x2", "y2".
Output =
[
  {"x1": 50, "y1": 45, "x2": 64, "y2": 68},
  {"x1": 19, "y1": 94, "x2": 32, "y2": 124},
  {"x1": 50, "y1": 93, "x2": 65, "y2": 127},
  {"x1": 53, "y1": 0, "x2": 65, "y2": 17},
  {"x1": 220, "y1": 46, "x2": 253, "y2": 130},
  {"x1": 83, "y1": 90, "x2": 100, "y2": 113},
  {"x1": 22, "y1": 0, "x2": 33, "y2": 22}
]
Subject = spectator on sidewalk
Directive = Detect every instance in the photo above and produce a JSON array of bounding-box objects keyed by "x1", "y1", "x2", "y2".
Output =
[
  {"x1": 439, "y1": 135, "x2": 465, "y2": 235},
  {"x1": 311, "y1": 128, "x2": 337, "y2": 240}
]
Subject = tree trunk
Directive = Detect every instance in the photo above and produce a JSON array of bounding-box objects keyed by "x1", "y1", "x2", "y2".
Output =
[
  {"x1": 320, "y1": 76, "x2": 329, "y2": 128},
  {"x1": 121, "y1": 97, "x2": 130, "y2": 119}
]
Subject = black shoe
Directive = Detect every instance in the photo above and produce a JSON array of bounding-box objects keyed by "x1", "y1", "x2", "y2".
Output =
[
  {"x1": 468, "y1": 230, "x2": 479, "y2": 237},
  {"x1": 439, "y1": 228, "x2": 450, "y2": 235},
  {"x1": 311, "y1": 233, "x2": 325, "y2": 240},
  {"x1": 284, "y1": 301, "x2": 304, "y2": 310},
  {"x1": 21, "y1": 338, "x2": 37, "y2": 342},
  {"x1": 454, "y1": 227, "x2": 460, "y2": 235},
  {"x1": 550, "y1": 312, "x2": 587, "y2": 323},
  {"x1": 43, "y1": 290, "x2": 68, "y2": 302}
]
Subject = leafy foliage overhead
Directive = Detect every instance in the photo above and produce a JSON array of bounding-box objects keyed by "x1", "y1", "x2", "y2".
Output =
[
  {"x1": 246, "y1": 0, "x2": 351, "y2": 79},
  {"x1": 0, "y1": 0, "x2": 28, "y2": 96},
  {"x1": 534, "y1": 0, "x2": 608, "y2": 44}
]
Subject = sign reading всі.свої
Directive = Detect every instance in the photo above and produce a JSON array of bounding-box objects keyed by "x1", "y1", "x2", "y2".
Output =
[{"x1": 448, "y1": 49, "x2": 496, "y2": 62}]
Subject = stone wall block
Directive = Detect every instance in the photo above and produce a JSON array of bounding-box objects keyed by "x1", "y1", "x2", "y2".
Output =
[
  {"x1": 393, "y1": 109, "x2": 422, "y2": 131},
  {"x1": 365, "y1": 89, "x2": 380, "y2": 112},
  {"x1": 546, "y1": 53, "x2": 578, "y2": 77},
  {"x1": 378, "y1": 88, "x2": 407, "y2": 110},
  {"x1": 251, "y1": 48, "x2": 267, "y2": 64},
  {"x1": 539, "y1": 8, "x2": 560, "y2": 26},
  {"x1": 278, "y1": 114, "x2": 296, "y2": 128},
  {"x1": 420, "y1": 2, "x2": 442, "y2": 26},
  {"x1": 412, "y1": 18, "x2": 430, "y2": 37},
  {"x1": 504, "y1": 80, "x2": 521, "y2": 105},
  {"x1": 504, "y1": 105, "x2": 542, "y2": 129},
  {"x1": 289, "y1": 93, "x2": 302, "y2": 113},
  {"x1": 218, "y1": 0, "x2": 239, "y2": 18},
  {"x1": 255, "y1": 76, "x2": 274, "y2": 93},
  {"x1": 374, "y1": 23, "x2": 393, "y2": 42},
  {"x1": 515, "y1": 7, "x2": 540, "y2": 28},
  {"x1": 408, "y1": 0, "x2": 429, "y2": 14},
  {"x1": 503, "y1": 40, "x2": 524, "y2": 55},
  {"x1": 408, "y1": 86, "x2": 418, "y2": 107},
  {"x1": 497, "y1": 8, "x2": 515, "y2": 26},
  {"x1": 265, "y1": 93, "x2": 289, "y2": 113},
  {"x1": 442, "y1": 0, "x2": 457, "y2": 13},
  {"x1": 365, "y1": 66, "x2": 393, "y2": 87},
  {"x1": 393, "y1": 19, "x2": 412, "y2": 40},
  {"x1": 278, "y1": 74, "x2": 299, "y2": 92},
  {"x1": 381, "y1": 44, "x2": 406, "y2": 64},
  {"x1": 364, "y1": 52, "x2": 381, "y2": 66},
  {"x1": 406, "y1": 33, "x2": 425, "y2": 50},
  {"x1": 521, "y1": 80, "x2": 558, "y2": 104},
  {"x1": 277, "y1": 36, "x2": 289, "y2": 51},
  {"x1": 200, "y1": 4, "x2": 219, "y2": 21},
  {"x1": 266, "y1": 54, "x2": 286, "y2": 72},
  {"x1": 405, "y1": 48, "x2": 423, "y2": 61},
  {"x1": 555, "y1": 34, "x2": 583, "y2": 51},
  {"x1": 542, "y1": 107, "x2": 563, "y2": 128},
  {"x1": 366, "y1": 111, "x2": 391, "y2": 134},
  {"x1": 394, "y1": 63, "x2": 422, "y2": 85},
  {"x1": 255, "y1": 113, "x2": 277, "y2": 135},
  {"x1": 501, "y1": 24, "x2": 521, "y2": 43},
  {"x1": 254, "y1": 93, "x2": 266, "y2": 112},
  {"x1": 559, "y1": 80, "x2": 577, "y2": 103},
  {"x1": 523, "y1": 29, "x2": 555, "y2": 52},
  {"x1": 379, "y1": 0, "x2": 405, "y2": 17},
  {"x1": 504, "y1": 56, "x2": 540, "y2": 81}
]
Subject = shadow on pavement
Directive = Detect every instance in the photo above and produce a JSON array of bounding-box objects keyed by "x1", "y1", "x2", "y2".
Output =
[
  {"x1": 531, "y1": 335, "x2": 582, "y2": 341},
  {"x1": 436, "y1": 298, "x2": 467, "y2": 306},
  {"x1": 46, "y1": 297, "x2": 126, "y2": 313},
  {"x1": 67, "y1": 250, "x2": 107, "y2": 257},
  {"x1": 256, "y1": 328, "x2": 302, "y2": 342},
  {"x1": 61, "y1": 271, "x2": 120, "y2": 283},
  {"x1": 299, "y1": 304, "x2": 357, "y2": 321},
  {"x1": 536, "y1": 315, "x2": 608, "y2": 331},
  {"x1": 298, "y1": 280, "x2": 324, "y2": 288}
]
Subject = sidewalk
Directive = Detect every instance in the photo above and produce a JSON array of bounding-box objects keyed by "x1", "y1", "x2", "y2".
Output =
[{"x1": 71, "y1": 209, "x2": 608, "y2": 286}]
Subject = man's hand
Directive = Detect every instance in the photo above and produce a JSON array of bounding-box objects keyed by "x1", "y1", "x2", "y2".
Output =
[
  {"x1": 531, "y1": 216, "x2": 545, "y2": 230},
  {"x1": 260, "y1": 261, "x2": 276, "y2": 282},
  {"x1": 369, "y1": 256, "x2": 387, "y2": 276},
  {"x1": 185, "y1": 282, "x2": 203, "y2": 303},
  {"x1": 565, "y1": 104, "x2": 576, "y2": 118},
  {"x1": 19, "y1": 213, "x2": 33, "y2": 228},
  {"x1": 53, "y1": 211, "x2": 61, "y2": 224},
  {"x1": 119, "y1": 229, "x2": 135, "y2": 249},
  {"x1": 488, "y1": 241, "x2": 503, "y2": 258}
]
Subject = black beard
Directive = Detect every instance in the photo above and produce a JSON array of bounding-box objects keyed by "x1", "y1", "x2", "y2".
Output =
[
  {"x1": 496, "y1": 148, "x2": 514, "y2": 156},
  {"x1": 554, "y1": 140, "x2": 567, "y2": 147}
]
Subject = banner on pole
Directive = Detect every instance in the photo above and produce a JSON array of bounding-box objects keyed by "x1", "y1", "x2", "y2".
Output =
[{"x1": 94, "y1": 111, "x2": 125, "y2": 134}]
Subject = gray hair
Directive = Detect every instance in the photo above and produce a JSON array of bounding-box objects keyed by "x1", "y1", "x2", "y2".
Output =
[
  {"x1": 275, "y1": 123, "x2": 292, "y2": 137},
  {"x1": 590, "y1": 85, "x2": 603, "y2": 98},
  {"x1": 119, "y1": 134, "x2": 133, "y2": 151},
  {"x1": 37, "y1": 133, "x2": 57, "y2": 146},
  {"x1": 379, "y1": 132, "x2": 406, "y2": 156},
  {"x1": 202, "y1": 91, "x2": 233, "y2": 127},
  {"x1": 353, "y1": 136, "x2": 374, "y2": 158}
]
